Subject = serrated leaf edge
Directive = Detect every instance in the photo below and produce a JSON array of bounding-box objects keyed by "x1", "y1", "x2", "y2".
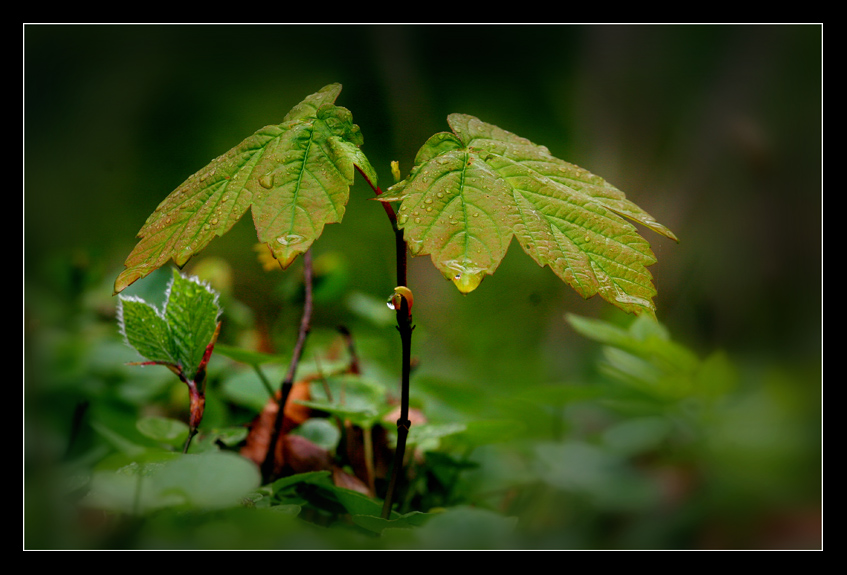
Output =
[{"x1": 117, "y1": 271, "x2": 222, "y2": 371}]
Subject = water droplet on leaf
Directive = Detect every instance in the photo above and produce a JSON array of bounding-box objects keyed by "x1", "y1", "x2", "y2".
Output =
[
  {"x1": 445, "y1": 259, "x2": 486, "y2": 294},
  {"x1": 259, "y1": 174, "x2": 275, "y2": 189},
  {"x1": 276, "y1": 234, "x2": 304, "y2": 246}
]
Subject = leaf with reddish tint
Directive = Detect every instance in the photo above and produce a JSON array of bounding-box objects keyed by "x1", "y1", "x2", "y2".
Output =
[
  {"x1": 114, "y1": 83, "x2": 376, "y2": 294},
  {"x1": 378, "y1": 114, "x2": 677, "y2": 316}
]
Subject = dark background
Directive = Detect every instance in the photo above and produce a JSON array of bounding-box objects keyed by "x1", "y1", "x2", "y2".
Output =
[{"x1": 24, "y1": 24, "x2": 821, "y2": 548}]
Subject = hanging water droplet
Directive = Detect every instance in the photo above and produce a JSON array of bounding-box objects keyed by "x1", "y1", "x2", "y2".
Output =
[{"x1": 445, "y1": 259, "x2": 486, "y2": 294}]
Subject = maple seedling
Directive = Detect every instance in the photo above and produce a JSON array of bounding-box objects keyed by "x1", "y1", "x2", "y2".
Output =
[
  {"x1": 117, "y1": 270, "x2": 222, "y2": 453},
  {"x1": 113, "y1": 83, "x2": 676, "y2": 516}
]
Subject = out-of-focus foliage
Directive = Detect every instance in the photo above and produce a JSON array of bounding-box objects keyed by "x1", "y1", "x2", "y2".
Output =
[{"x1": 24, "y1": 254, "x2": 820, "y2": 549}]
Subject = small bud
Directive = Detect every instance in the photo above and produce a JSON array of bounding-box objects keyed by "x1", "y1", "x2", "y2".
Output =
[{"x1": 387, "y1": 286, "x2": 414, "y2": 314}]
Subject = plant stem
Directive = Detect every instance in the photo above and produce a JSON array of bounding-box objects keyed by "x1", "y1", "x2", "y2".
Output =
[
  {"x1": 261, "y1": 249, "x2": 314, "y2": 482},
  {"x1": 355, "y1": 164, "x2": 415, "y2": 519},
  {"x1": 253, "y1": 365, "x2": 276, "y2": 401},
  {"x1": 382, "y1": 293, "x2": 413, "y2": 518},
  {"x1": 183, "y1": 376, "x2": 205, "y2": 453}
]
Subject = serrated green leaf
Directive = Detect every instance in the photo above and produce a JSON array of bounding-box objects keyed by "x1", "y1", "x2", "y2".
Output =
[
  {"x1": 117, "y1": 296, "x2": 178, "y2": 365},
  {"x1": 114, "y1": 83, "x2": 376, "y2": 294},
  {"x1": 379, "y1": 114, "x2": 677, "y2": 315},
  {"x1": 118, "y1": 270, "x2": 221, "y2": 381},
  {"x1": 165, "y1": 271, "x2": 222, "y2": 380}
]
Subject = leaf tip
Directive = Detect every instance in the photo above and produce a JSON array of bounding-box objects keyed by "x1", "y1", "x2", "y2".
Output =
[
  {"x1": 114, "y1": 267, "x2": 148, "y2": 295},
  {"x1": 267, "y1": 236, "x2": 310, "y2": 270}
]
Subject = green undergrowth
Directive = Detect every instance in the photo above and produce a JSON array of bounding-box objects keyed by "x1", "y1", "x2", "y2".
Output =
[{"x1": 24, "y1": 257, "x2": 821, "y2": 550}]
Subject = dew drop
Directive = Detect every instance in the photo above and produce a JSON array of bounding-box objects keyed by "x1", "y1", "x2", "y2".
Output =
[
  {"x1": 276, "y1": 234, "x2": 304, "y2": 246},
  {"x1": 259, "y1": 174, "x2": 275, "y2": 189},
  {"x1": 445, "y1": 259, "x2": 486, "y2": 294},
  {"x1": 614, "y1": 291, "x2": 653, "y2": 310}
]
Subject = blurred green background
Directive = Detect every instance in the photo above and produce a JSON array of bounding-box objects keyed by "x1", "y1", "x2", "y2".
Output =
[{"x1": 24, "y1": 24, "x2": 821, "y2": 549}]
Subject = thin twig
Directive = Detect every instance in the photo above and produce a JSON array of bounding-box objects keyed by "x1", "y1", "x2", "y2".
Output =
[
  {"x1": 261, "y1": 250, "x2": 314, "y2": 482},
  {"x1": 253, "y1": 365, "x2": 276, "y2": 401},
  {"x1": 338, "y1": 325, "x2": 362, "y2": 376}
]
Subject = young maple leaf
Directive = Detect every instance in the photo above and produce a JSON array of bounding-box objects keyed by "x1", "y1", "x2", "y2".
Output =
[
  {"x1": 114, "y1": 83, "x2": 377, "y2": 294},
  {"x1": 377, "y1": 114, "x2": 677, "y2": 316}
]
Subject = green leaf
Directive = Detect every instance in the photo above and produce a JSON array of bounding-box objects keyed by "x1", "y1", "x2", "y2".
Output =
[
  {"x1": 566, "y1": 313, "x2": 737, "y2": 402},
  {"x1": 136, "y1": 416, "x2": 190, "y2": 445},
  {"x1": 379, "y1": 114, "x2": 677, "y2": 315},
  {"x1": 351, "y1": 510, "x2": 432, "y2": 534},
  {"x1": 85, "y1": 452, "x2": 261, "y2": 514},
  {"x1": 118, "y1": 270, "x2": 221, "y2": 381},
  {"x1": 114, "y1": 83, "x2": 376, "y2": 294},
  {"x1": 117, "y1": 296, "x2": 177, "y2": 366},
  {"x1": 298, "y1": 374, "x2": 392, "y2": 428}
]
